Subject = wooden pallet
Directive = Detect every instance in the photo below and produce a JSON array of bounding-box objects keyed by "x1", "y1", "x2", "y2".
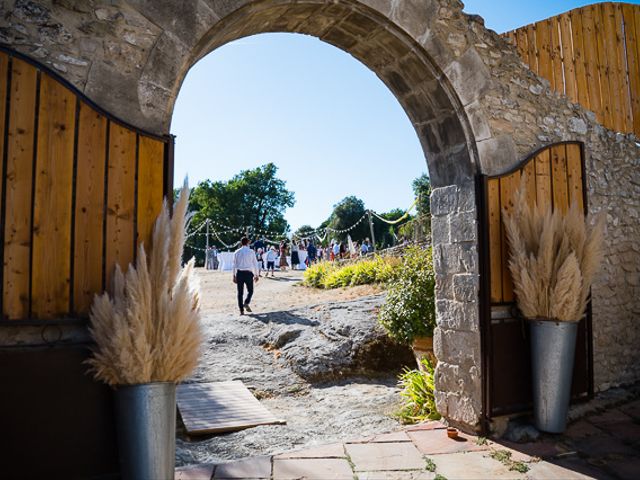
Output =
[{"x1": 177, "y1": 381, "x2": 285, "y2": 435}]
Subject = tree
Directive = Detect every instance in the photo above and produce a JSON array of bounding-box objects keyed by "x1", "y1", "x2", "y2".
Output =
[
  {"x1": 327, "y1": 196, "x2": 369, "y2": 243},
  {"x1": 412, "y1": 173, "x2": 431, "y2": 217},
  {"x1": 373, "y1": 208, "x2": 412, "y2": 249},
  {"x1": 184, "y1": 163, "x2": 295, "y2": 264},
  {"x1": 293, "y1": 224, "x2": 315, "y2": 240}
]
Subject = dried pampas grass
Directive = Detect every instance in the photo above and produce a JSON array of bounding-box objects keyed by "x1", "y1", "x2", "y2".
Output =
[
  {"x1": 503, "y1": 174, "x2": 605, "y2": 322},
  {"x1": 87, "y1": 181, "x2": 202, "y2": 386}
]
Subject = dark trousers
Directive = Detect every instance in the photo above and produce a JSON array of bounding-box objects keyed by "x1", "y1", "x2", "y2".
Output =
[{"x1": 236, "y1": 270, "x2": 254, "y2": 311}]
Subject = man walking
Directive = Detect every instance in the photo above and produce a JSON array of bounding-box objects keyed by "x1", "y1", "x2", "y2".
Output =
[{"x1": 233, "y1": 237, "x2": 259, "y2": 315}]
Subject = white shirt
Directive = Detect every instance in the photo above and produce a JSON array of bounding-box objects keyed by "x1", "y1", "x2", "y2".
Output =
[
  {"x1": 265, "y1": 249, "x2": 277, "y2": 262},
  {"x1": 232, "y1": 246, "x2": 259, "y2": 276}
]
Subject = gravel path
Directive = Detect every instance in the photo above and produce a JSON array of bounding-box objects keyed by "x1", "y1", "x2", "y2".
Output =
[{"x1": 176, "y1": 269, "x2": 409, "y2": 466}]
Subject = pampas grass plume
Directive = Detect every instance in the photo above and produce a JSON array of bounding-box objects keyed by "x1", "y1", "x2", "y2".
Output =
[
  {"x1": 87, "y1": 181, "x2": 202, "y2": 386},
  {"x1": 503, "y1": 174, "x2": 604, "y2": 322}
]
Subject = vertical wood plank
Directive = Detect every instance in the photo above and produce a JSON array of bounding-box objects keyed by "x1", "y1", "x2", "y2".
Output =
[
  {"x1": 536, "y1": 19, "x2": 554, "y2": 86},
  {"x1": 521, "y1": 159, "x2": 537, "y2": 209},
  {"x1": 571, "y1": 9, "x2": 591, "y2": 110},
  {"x1": 550, "y1": 145, "x2": 569, "y2": 213},
  {"x1": 595, "y1": 4, "x2": 614, "y2": 128},
  {"x1": 582, "y1": 5, "x2": 604, "y2": 123},
  {"x1": 0, "y1": 52, "x2": 8, "y2": 221},
  {"x1": 499, "y1": 171, "x2": 521, "y2": 303},
  {"x1": 526, "y1": 24, "x2": 538, "y2": 73},
  {"x1": 488, "y1": 178, "x2": 502, "y2": 304},
  {"x1": 534, "y1": 149, "x2": 552, "y2": 212},
  {"x1": 31, "y1": 75, "x2": 76, "y2": 318},
  {"x1": 515, "y1": 27, "x2": 530, "y2": 67},
  {"x1": 3, "y1": 59, "x2": 37, "y2": 319},
  {"x1": 550, "y1": 15, "x2": 565, "y2": 94},
  {"x1": 73, "y1": 102, "x2": 107, "y2": 314},
  {"x1": 105, "y1": 123, "x2": 136, "y2": 290},
  {"x1": 611, "y1": 4, "x2": 632, "y2": 132},
  {"x1": 601, "y1": 3, "x2": 625, "y2": 132},
  {"x1": 635, "y1": 7, "x2": 640, "y2": 135},
  {"x1": 623, "y1": 4, "x2": 640, "y2": 135},
  {"x1": 566, "y1": 143, "x2": 585, "y2": 212},
  {"x1": 136, "y1": 135, "x2": 164, "y2": 251},
  {"x1": 559, "y1": 13, "x2": 577, "y2": 101}
]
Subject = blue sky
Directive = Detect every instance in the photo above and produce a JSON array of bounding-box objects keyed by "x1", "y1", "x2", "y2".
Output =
[{"x1": 172, "y1": 1, "x2": 639, "y2": 231}]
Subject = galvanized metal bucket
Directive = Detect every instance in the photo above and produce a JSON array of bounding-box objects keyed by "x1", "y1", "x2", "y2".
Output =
[
  {"x1": 114, "y1": 382, "x2": 176, "y2": 480},
  {"x1": 529, "y1": 319, "x2": 578, "y2": 433}
]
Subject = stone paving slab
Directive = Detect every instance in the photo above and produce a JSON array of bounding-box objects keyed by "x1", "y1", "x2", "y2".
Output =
[
  {"x1": 433, "y1": 451, "x2": 527, "y2": 479},
  {"x1": 408, "y1": 428, "x2": 491, "y2": 455},
  {"x1": 276, "y1": 442, "x2": 346, "y2": 459},
  {"x1": 345, "y1": 441, "x2": 426, "y2": 471},
  {"x1": 273, "y1": 458, "x2": 353, "y2": 480},
  {"x1": 358, "y1": 471, "x2": 436, "y2": 480},
  {"x1": 213, "y1": 456, "x2": 271, "y2": 479},
  {"x1": 175, "y1": 463, "x2": 215, "y2": 480},
  {"x1": 525, "y1": 460, "x2": 597, "y2": 479}
]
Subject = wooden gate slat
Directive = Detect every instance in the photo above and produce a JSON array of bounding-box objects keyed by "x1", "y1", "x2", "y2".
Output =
[
  {"x1": 31, "y1": 76, "x2": 76, "y2": 318},
  {"x1": 536, "y1": 19, "x2": 553, "y2": 85},
  {"x1": 566, "y1": 143, "x2": 584, "y2": 211},
  {"x1": 73, "y1": 102, "x2": 107, "y2": 314},
  {"x1": 601, "y1": 3, "x2": 625, "y2": 133},
  {"x1": 613, "y1": 4, "x2": 633, "y2": 132},
  {"x1": 595, "y1": 4, "x2": 614, "y2": 128},
  {"x1": 488, "y1": 178, "x2": 502, "y2": 304},
  {"x1": 515, "y1": 28, "x2": 529, "y2": 66},
  {"x1": 571, "y1": 9, "x2": 591, "y2": 111},
  {"x1": 534, "y1": 149, "x2": 552, "y2": 212},
  {"x1": 0, "y1": 52, "x2": 8, "y2": 233},
  {"x1": 136, "y1": 136, "x2": 164, "y2": 251},
  {"x1": 499, "y1": 172, "x2": 521, "y2": 303},
  {"x1": 3, "y1": 58, "x2": 37, "y2": 319},
  {"x1": 550, "y1": 16, "x2": 564, "y2": 93},
  {"x1": 559, "y1": 13, "x2": 577, "y2": 101},
  {"x1": 582, "y1": 5, "x2": 605, "y2": 124},
  {"x1": 105, "y1": 123, "x2": 136, "y2": 289},
  {"x1": 526, "y1": 24, "x2": 538, "y2": 73},
  {"x1": 550, "y1": 145, "x2": 569, "y2": 213}
]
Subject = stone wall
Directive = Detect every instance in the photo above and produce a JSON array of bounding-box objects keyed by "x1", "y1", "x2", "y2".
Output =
[{"x1": 1, "y1": 0, "x2": 638, "y2": 429}]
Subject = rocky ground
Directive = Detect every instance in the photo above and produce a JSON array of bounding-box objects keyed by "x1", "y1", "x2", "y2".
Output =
[{"x1": 176, "y1": 269, "x2": 414, "y2": 466}]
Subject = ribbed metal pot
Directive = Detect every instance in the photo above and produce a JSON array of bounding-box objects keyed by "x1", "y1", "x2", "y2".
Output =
[
  {"x1": 114, "y1": 382, "x2": 176, "y2": 480},
  {"x1": 529, "y1": 319, "x2": 578, "y2": 434}
]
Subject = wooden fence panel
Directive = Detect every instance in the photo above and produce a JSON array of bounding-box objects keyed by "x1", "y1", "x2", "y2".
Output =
[
  {"x1": 73, "y1": 103, "x2": 107, "y2": 314},
  {"x1": 31, "y1": 76, "x2": 76, "y2": 319},
  {"x1": 505, "y1": 2, "x2": 640, "y2": 137},
  {"x1": 3, "y1": 58, "x2": 37, "y2": 319},
  {"x1": 485, "y1": 142, "x2": 585, "y2": 305},
  {"x1": 0, "y1": 47, "x2": 169, "y2": 321}
]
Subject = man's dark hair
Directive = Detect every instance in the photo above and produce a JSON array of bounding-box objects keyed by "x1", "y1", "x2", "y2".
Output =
[{"x1": 241, "y1": 237, "x2": 249, "y2": 245}]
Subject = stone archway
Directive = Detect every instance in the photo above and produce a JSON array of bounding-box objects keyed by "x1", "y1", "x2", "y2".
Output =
[{"x1": 1, "y1": 0, "x2": 505, "y2": 432}]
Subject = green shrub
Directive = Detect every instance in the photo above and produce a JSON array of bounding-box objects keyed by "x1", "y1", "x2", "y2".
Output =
[
  {"x1": 302, "y1": 256, "x2": 400, "y2": 289},
  {"x1": 378, "y1": 246, "x2": 436, "y2": 344},
  {"x1": 395, "y1": 357, "x2": 440, "y2": 424}
]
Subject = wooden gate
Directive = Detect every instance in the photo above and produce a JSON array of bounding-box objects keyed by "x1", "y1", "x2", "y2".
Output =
[
  {"x1": 478, "y1": 141, "x2": 593, "y2": 419},
  {"x1": 0, "y1": 46, "x2": 172, "y2": 322}
]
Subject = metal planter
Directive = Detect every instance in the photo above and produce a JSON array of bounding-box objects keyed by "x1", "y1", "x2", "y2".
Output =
[
  {"x1": 114, "y1": 382, "x2": 176, "y2": 480},
  {"x1": 529, "y1": 319, "x2": 578, "y2": 433}
]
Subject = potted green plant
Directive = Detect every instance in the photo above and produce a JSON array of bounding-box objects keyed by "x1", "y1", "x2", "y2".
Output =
[
  {"x1": 87, "y1": 183, "x2": 202, "y2": 479},
  {"x1": 503, "y1": 176, "x2": 604, "y2": 433},
  {"x1": 379, "y1": 245, "x2": 437, "y2": 368}
]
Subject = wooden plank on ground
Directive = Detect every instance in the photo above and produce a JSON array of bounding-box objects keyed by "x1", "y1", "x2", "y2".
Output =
[
  {"x1": 623, "y1": 4, "x2": 640, "y2": 136},
  {"x1": 487, "y1": 178, "x2": 502, "y2": 304},
  {"x1": 566, "y1": 143, "x2": 585, "y2": 212},
  {"x1": 3, "y1": 58, "x2": 37, "y2": 319},
  {"x1": 177, "y1": 381, "x2": 285, "y2": 435},
  {"x1": 582, "y1": 5, "x2": 604, "y2": 123},
  {"x1": 550, "y1": 144, "x2": 569, "y2": 213},
  {"x1": 31, "y1": 75, "x2": 76, "y2": 318},
  {"x1": 499, "y1": 171, "x2": 520, "y2": 303},
  {"x1": 105, "y1": 123, "x2": 136, "y2": 290},
  {"x1": 136, "y1": 135, "x2": 164, "y2": 250},
  {"x1": 559, "y1": 13, "x2": 577, "y2": 101},
  {"x1": 571, "y1": 9, "x2": 591, "y2": 110},
  {"x1": 74, "y1": 102, "x2": 107, "y2": 313}
]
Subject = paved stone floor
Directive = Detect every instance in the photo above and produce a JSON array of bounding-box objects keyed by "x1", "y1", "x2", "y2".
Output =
[{"x1": 175, "y1": 398, "x2": 640, "y2": 480}]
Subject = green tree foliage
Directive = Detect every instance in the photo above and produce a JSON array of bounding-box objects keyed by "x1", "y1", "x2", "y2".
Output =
[
  {"x1": 184, "y1": 163, "x2": 295, "y2": 263},
  {"x1": 293, "y1": 224, "x2": 315, "y2": 240},
  {"x1": 412, "y1": 173, "x2": 431, "y2": 216},
  {"x1": 327, "y1": 196, "x2": 369, "y2": 243},
  {"x1": 373, "y1": 208, "x2": 413, "y2": 249}
]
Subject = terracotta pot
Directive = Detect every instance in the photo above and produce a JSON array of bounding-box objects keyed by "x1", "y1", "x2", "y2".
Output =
[{"x1": 411, "y1": 336, "x2": 436, "y2": 370}]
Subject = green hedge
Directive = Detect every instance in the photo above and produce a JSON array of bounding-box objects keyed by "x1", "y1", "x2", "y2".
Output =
[{"x1": 302, "y1": 256, "x2": 400, "y2": 289}]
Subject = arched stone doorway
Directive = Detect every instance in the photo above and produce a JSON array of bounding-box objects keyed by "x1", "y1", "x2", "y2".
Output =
[{"x1": 150, "y1": 0, "x2": 487, "y2": 430}]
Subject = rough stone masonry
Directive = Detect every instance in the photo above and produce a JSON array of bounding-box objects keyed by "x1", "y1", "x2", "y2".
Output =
[{"x1": 1, "y1": 0, "x2": 638, "y2": 431}]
